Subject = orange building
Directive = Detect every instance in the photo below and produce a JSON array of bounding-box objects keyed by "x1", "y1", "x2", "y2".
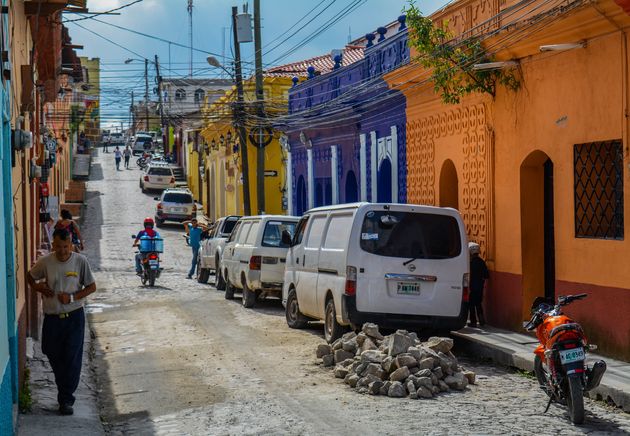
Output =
[{"x1": 388, "y1": 0, "x2": 630, "y2": 359}]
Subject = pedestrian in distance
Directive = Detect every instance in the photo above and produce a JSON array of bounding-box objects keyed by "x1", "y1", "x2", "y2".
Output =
[
  {"x1": 468, "y1": 241, "x2": 489, "y2": 328},
  {"x1": 27, "y1": 228, "x2": 97, "y2": 416},
  {"x1": 182, "y1": 217, "x2": 208, "y2": 279},
  {"x1": 123, "y1": 145, "x2": 132, "y2": 169},
  {"x1": 114, "y1": 146, "x2": 122, "y2": 170},
  {"x1": 104, "y1": 136, "x2": 110, "y2": 153},
  {"x1": 55, "y1": 209, "x2": 83, "y2": 252}
]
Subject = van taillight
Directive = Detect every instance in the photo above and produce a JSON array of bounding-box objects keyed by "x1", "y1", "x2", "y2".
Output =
[
  {"x1": 157, "y1": 202, "x2": 162, "y2": 210},
  {"x1": 462, "y1": 273, "x2": 470, "y2": 303},
  {"x1": 170, "y1": 177, "x2": 175, "y2": 184},
  {"x1": 192, "y1": 204, "x2": 197, "y2": 212},
  {"x1": 144, "y1": 175, "x2": 149, "y2": 181},
  {"x1": 345, "y1": 266, "x2": 357, "y2": 296},
  {"x1": 249, "y1": 256, "x2": 261, "y2": 270}
]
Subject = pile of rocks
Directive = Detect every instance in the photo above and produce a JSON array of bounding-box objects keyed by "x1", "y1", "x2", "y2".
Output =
[{"x1": 316, "y1": 323, "x2": 475, "y2": 399}]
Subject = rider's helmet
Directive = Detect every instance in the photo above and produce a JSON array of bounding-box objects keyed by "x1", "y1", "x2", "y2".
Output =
[
  {"x1": 143, "y1": 217, "x2": 155, "y2": 228},
  {"x1": 468, "y1": 242, "x2": 480, "y2": 255}
]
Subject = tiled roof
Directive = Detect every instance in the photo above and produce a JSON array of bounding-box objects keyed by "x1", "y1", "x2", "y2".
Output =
[{"x1": 264, "y1": 47, "x2": 364, "y2": 78}]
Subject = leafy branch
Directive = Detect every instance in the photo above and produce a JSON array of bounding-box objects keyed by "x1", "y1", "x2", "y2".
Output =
[{"x1": 404, "y1": 2, "x2": 519, "y2": 104}]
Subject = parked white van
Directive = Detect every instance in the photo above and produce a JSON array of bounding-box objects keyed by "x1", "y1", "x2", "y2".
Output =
[
  {"x1": 221, "y1": 215, "x2": 299, "y2": 308},
  {"x1": 281, "y1": 203, "x2": 469, "y2": 342}
]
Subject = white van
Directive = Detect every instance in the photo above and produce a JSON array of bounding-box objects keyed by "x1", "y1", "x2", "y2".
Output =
[
  {"x1": 281, "y1": 203, "x2": 469, "y2": 342},
  {"x1": 221, "y1": 215, "x2": 299, "y2": 308}
]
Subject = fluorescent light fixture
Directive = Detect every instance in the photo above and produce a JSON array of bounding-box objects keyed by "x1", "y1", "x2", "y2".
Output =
[
  {"x1": 539, "y1": 42, "x2": 586, "y2": 52},
  {"x1": 472, "y1": 61, "x2": 518, "y2": 71}
]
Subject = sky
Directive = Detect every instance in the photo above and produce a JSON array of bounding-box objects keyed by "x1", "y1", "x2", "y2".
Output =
[{"x1": 67, "y1": 0, "x2": 450, "y2": 128}]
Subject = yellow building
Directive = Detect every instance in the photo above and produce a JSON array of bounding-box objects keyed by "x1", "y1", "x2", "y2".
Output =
[{"x1": 195, "y1": 77, "x2": 294, "y2": 220}]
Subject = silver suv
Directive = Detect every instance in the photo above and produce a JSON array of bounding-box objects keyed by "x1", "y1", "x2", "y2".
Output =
[{"x1": 154, "y1": 188, "x2": 196, "y2": 226}]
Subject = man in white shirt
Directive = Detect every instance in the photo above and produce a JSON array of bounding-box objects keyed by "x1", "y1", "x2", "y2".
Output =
[{"x1": 27, "y1": 228, "x2": 96, "y2": 415}]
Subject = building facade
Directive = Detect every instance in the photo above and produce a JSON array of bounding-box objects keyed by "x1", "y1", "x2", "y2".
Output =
[
  {"x1": 387, "y1": 0, "x2": 630, "y2": 359},
  {"x1": 284, "y1": 18, "x2": 409, "y2": 215}
]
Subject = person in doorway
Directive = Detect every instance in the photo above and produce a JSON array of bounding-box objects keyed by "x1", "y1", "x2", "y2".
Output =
[
  {"x1": 133, "y1": 217, "x2": 161, "y2": 275},
  {"x1": 123, "y1": 145, "x2": 132, "y2": 169},
  {"x1": 55, "y1": 209, "x2": 83, "y2": 252},
  {"x1": 114, "y1": 146, "x2": 122, "y2": 170},
  {"x1": 468, "y1": 242, "x2": 489, "y2": 328},
  {"x1": 27, "y1": 228, "x2": 96, "y2": 416},
  {"x1": 182, "y1": 218, "x2": 208, "y2": 279}
]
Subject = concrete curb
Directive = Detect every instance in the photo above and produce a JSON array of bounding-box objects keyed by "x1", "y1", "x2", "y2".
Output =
[{"x1": 452, "y1": 326, "x2": 630, "y2": 413}]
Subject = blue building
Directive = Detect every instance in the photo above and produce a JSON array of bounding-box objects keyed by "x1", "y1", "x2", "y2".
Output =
[
  {"x1": 281, "y1": 16, "x2": 410, "y2": 215},
  {"x1": 1, "y1": 0, "x2": 18, "y2": 431}
]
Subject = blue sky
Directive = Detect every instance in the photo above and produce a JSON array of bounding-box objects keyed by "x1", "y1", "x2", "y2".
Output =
[{"x1": 69, "y1": 0, "x2": 449, "y2": 127}]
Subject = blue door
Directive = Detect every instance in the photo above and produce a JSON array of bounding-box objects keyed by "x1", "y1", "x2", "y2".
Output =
[{"x1": 377, "y1": 158, "x2": 392, "y2": 203}]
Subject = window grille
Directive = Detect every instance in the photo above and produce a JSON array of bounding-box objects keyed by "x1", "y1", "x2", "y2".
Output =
[
  {"x1": 574, "y1": 140, "x2": 624, "y2": 240},
  {"x1": 175, "y1": 89, "x2": 186, "y2": 101}
]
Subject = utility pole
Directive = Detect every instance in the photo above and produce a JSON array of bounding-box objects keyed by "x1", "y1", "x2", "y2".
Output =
[
  {"x1": 254, "y1": 0, "x2": 265, "y2": 214},
  {"x1": 233, "y1": 6, "x2": 251, "y2": 215},
  {"x1": 154, "y1": 55, "x2": 166, "y2": 154},
  {"x1": 144, "y1": 58, "x2": 149, "y2": 131},
  {"x1": 130, "y1": 90, "x2": 135, "y2": 135},
  {"x1": 188, "y1": 0, "x2": 193, "y2": 77}
]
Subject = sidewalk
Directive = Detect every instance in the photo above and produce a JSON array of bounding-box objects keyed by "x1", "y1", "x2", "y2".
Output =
[
  {"x1": 17, "y1": 319, "x2": 104, "y2": 435},
  {"x1": 452, "y1": 325, "x2": 630, "y2": 412}
]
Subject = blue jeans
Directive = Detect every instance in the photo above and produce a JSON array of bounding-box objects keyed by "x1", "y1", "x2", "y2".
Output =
[
  {"x1": 188, "y1": 246, "x2": 199, "y2": 277},
  {"x1": 135, "y1": 253, "x2": 144, "y2": 272}
]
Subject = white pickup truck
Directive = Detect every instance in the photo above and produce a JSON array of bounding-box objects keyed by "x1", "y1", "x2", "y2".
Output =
[{"x1": 197, "y1": 215, "x2": 241, "y2": 286}]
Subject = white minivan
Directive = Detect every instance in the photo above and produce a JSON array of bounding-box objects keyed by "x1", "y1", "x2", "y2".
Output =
[
  {"x1": 221, "y1": 215, "x2": 299, "y2": 308},
  {"x1": 281, "y1": 203, "x2": 469, "y2": 342}
]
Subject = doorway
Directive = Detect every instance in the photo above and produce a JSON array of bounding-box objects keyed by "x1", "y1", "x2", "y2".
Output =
[
  {"x1": 296, "y1": 175, "x2": 307, "y2": 215},
  {"x1": 377, "y1": 158, "x2": 392, "y2": 203},
  {"x1": 345, "y1": 170, "x2": 358, "y2": 203},
  {"x1": 520, "y1": 151, "x2": 555, "y2": 319},
  {"x1": 439, "y1": 159, "x2": 459, "y2": 209}
]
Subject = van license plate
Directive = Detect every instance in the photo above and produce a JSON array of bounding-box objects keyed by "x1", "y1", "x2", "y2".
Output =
[
  {"x1": 397, "y1": 282, "x2": 420, "y2": 295},
  {"x1": 559, "y1": 348, "x2": 585, "y2": 364},
  {"x1": 157, "y1": 178, "x2": 163, "y2": 182}
]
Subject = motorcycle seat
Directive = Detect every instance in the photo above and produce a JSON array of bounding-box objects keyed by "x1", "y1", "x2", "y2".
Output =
[{"x1": 549, "y1": 322, "x2": 583, "y2": 339}]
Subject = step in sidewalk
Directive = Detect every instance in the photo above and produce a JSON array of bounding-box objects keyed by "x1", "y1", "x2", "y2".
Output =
[{"x1": 452, "y1": 326, "x2": 630, "y2": 412}]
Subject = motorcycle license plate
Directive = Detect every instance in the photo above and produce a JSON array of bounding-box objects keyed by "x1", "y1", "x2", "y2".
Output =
[
  {"x1": 149, "y1": 260, "x2": 159, "y2": 265},
  {"x1": 397, "y1": 282, "x2": 420, "y2": 295},
  {"x1": 559, "y1": 348, "x2": 585, "y2": 364}
]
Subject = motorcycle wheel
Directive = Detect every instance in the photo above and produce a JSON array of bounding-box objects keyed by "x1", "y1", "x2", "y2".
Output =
[
  {"x1": 534, "y1": 355, "x2": 553, "y2": 398},
  {"x1": 148, "y1": 269, "x2": 156, "y2": 287},
  {"x1": 566, "y1": 376, "x2": 585, "y2": 424},
  {"x1": 141, "y1": 273, "x2": 147, "y2": 285}
]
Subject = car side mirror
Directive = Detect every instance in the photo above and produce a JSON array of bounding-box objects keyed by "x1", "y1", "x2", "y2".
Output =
[
  {"x1": 153, "y1": 197, "x2": 159, "y2": 201},
  {"x1": 131, "y1": 234, "x2": 136, "y2": 239},
  {"x1": 281, "y1": 229, "x2": 293, "y2": 247}
]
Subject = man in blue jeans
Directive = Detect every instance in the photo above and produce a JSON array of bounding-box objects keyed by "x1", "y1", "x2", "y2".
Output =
[{"x1": 183, "y1": 218, "x2": 208, "y2": 279}]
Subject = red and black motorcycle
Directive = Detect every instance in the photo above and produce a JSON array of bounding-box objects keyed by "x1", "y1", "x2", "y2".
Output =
[{"x1": 524, "y1": 293, "x2": 606, "y2": 424}]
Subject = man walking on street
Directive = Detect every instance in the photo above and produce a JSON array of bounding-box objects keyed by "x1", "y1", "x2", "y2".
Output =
[
  {"x1": 183, "y1": 217, "x2": 207, "y2": 279},
  {"x1": 123, "y1": 145, "x2": 132, "y2": 169},
  {"x1": 27, "y1": 228, "x2": 97, "y2": 416}
]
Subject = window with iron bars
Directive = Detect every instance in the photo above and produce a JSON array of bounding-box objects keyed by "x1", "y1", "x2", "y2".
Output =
[{"x1": 574, "y1": 140, "x2": 624, "y2": 240}]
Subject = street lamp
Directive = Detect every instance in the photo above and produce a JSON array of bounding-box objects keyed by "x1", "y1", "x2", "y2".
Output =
[{"x1": 207, "y1": 56, "x2": 233, "y2": 78}]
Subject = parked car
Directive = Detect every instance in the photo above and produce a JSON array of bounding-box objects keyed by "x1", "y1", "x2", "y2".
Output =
[
  {"x1": 110, "y1": 132, "x2": 125, "y2": 144},
  {"x1": 281, "y1": 203, "x2": 469, "y2": 343},
  {"x1": 139, "y1": 163, "x2": 175, "y2": 192},
  {"x1": 197, "y1": 215, "x2": 241, "y2": 285},
  {"x1": 221, "y1": 215, "x2": 299, "y2": 308},
  {"x1": 132, "y1": 134, "x2": 153, "y2": 155},
  {"x1": 154, "y1": 188, "x2": 196, "y2": 226}
]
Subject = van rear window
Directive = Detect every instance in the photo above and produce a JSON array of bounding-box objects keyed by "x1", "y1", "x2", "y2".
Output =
[
  {"x1": 262, "y1": 221, "x2": 297, "y2": 248},
  {"x1": 163, "y1": 193, "x2": 192, "y2": 203},
  {"x1": 148, "y1": 167, "x2": 172, "y2": 176},
  {"x1": 360, "y1": 211, "x2": 461, "y2": 259}
]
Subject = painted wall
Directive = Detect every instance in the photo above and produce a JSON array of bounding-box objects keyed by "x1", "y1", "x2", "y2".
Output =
[
  {"x1": 286, "y1": 20, "x2": 409, "y2": 214},
  {"x1": 390, "y1": 0, "x2": 630, "y2": 359}
]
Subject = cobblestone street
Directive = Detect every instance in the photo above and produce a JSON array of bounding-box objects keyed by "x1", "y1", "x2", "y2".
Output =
[{"x1": 83, "y1": 150, "x2": 630, "y2": 435}]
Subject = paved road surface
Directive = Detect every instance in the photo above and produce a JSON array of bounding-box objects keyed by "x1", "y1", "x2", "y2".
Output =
[{"x1": 83, "y1": 151, "x2": 630, "y2": 435}]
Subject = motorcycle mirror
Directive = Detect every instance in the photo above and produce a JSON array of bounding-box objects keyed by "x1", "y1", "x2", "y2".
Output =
[
  {"x1": 154, "y1": 197, "x2": 159, "y2": 201},
  {"x1": 131, "y1": 234, "x2": 136, "y2": 239}
]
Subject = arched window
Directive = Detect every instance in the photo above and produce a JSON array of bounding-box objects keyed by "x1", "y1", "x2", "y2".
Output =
[
  {"x1": 175, "y1": 88, "x2": 186, "y2": 101},
  {"x1": 194, "y1": 88, "x2": 205, "y2": 104}
]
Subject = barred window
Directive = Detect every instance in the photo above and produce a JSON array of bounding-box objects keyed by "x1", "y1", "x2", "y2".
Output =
[{"x1": 574, "y1": 140, "x2": 624, "y2": 240}]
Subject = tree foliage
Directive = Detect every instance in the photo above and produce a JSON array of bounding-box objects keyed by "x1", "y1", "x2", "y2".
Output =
[{"x1": 405, "y1": 2, "x2": 519, "y2": 104}]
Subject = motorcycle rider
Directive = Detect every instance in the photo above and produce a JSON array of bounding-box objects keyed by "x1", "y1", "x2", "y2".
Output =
[{"x1": 133, "y1": 217, "x2": 161, "y2": 275}]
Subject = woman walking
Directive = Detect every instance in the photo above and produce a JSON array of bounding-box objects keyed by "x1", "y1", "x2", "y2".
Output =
[
  {"x1": 114, "y1": 146, "x2": 122, "y2": 171},
  {"x1": 55, "y1": 209, "x2": 84, "y2": 252},
  {"x1": 123, "y1": 145, "x2": 132, "y2": 169}
]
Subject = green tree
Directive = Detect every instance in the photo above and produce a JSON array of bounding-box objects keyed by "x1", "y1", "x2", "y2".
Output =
[{"x1": 405, "y1": 1, "x2": 519, "y2": 104}]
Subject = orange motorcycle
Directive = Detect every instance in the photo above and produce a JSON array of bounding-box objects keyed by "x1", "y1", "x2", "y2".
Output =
[{"x1": 524, "y1": 293, "x2": 606, "y2": 424}]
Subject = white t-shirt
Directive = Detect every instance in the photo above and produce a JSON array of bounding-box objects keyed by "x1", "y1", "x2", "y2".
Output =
[{"x1": 29, "y1": 252, "x2": 95, "y2": 314}]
